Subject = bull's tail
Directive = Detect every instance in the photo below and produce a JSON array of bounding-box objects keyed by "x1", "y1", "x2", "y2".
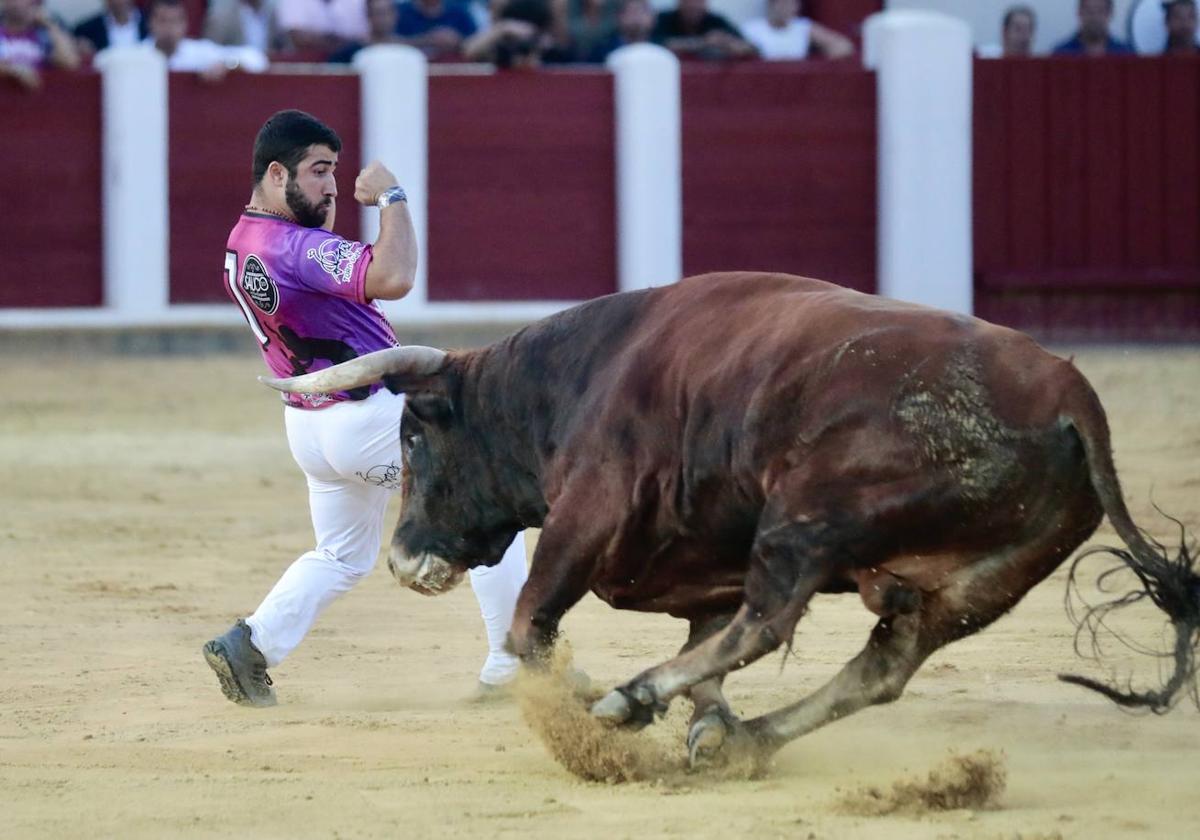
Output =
[{"x1": 1059, "y1": 379, "x2": 1200, "y2": 713}]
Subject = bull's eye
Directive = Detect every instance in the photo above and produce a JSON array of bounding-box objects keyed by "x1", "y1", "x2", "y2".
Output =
[{"x1": 402, "y1": 431, "x2": 421, "y2": 451}]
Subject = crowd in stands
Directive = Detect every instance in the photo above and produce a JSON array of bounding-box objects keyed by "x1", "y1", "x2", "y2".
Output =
[{"x1": 3, "y1": 0, "x2": 1198, "y2": 89}]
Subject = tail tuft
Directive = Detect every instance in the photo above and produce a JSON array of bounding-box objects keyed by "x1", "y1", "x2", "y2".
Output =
[{"x1": 1059, "y1": 516, "x2": 1200, "y2": 713}]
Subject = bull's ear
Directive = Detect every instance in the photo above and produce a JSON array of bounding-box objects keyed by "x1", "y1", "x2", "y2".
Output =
[
  {"x1": 382, "y1": 372, "x2": 439, "y2": 395},
  {"x1": 406, "y1": 392, "x2": 454, "y2": 427}
]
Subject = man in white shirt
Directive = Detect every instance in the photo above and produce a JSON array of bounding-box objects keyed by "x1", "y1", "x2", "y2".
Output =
[
  {"x1": 741, "y1": 0, "x2": 853, "y2": 60},
  {"x1": 144, "y1": 0, "x2": 268, "y2": 78},
  {"x1": 204, "y1": 0, "x2": 283, "y2": 53},
  {"x1": 275, "y1": 0, "x2": 368, "y2": 54},
  {"x1": 73, "y1": 0, "x2": 148, "y2": 59}
]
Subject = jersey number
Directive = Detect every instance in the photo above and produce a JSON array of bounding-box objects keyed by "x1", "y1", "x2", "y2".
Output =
[{"x1": 225, "y1": 250, "x2": 269, "y2": 347}]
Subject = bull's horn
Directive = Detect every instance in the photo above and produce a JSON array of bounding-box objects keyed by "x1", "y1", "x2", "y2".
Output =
[{"x1": 259, "y1": 346, "x2": 447, "y2": 394}]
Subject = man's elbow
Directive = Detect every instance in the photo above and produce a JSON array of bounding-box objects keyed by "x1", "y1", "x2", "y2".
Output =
[{"x1": 373, "y1": 270, "x2": 415, "y2": 300}]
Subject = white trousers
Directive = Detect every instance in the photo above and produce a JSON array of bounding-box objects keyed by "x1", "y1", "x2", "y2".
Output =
[{"x1": 245, "y1": 388, "x2": 529, "y2": 685}]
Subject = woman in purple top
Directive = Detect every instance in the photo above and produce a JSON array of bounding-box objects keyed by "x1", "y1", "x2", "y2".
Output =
[
  {"x1": 204, "y1": 110, "x2": 529, "y2": 707},
  {"x1": 0, "y1": 0, "x2": 80, "y2": 90}
]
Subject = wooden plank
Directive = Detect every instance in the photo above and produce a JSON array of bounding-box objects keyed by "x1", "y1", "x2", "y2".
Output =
[
  {"x1": 1045, "y1": 59, "x2": 1088, "y2": 269},
  {"x1": 1163, "y1": 59, "x2": 1200, "y2": 269},
  {"x1": 1084, "y1": 60, "x2": 1125, "y2": 270},
  {"x1": 1124, "y1": 60, "x2": 1165, "y2": 271},
  {"x1": 973, "y1": 59, "x2": 1008, "y2": 276},
  {"x1": 1005, "y1": 60, "x2": 1049, "y2": 273}
]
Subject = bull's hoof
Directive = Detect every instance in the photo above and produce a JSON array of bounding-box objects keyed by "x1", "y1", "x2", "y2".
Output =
[
  {"x1": 687, "y1": 708, "x2": 735, "y2": 769},
  {"x1": 589, "y1": 686, "x2": 664, "y2": 729}
]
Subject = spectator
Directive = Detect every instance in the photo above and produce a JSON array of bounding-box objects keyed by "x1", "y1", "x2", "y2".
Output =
[
  {"x1": 1, "y1": 0, "x2": 80, "y2": 89},
  {"x1": 1164, "y1": 0, "x2": 1199, "y2": 54},
  {"x1": 578, "y1": 0, "x2": 650, "y2": 62},
  {"x1": 395, "y1": 0, "x2": 478, "y2": 59},
  {"x1": 141, "y1": 0, "x2": 268, "y2": 78},
  {"x1": 741, "y1": 0, "x2": 853, "y2": 61},
  {"x1": 651, "y1": 0, "x2": 756, "y2": 61},
  {"x1": 463, "y1": 0, "x2": 569, "y2": 67},
  {"x1": 565, "y1": 0, "x2": 616, "y2": 62},
  {"x1": 1052, "y1": 0, "x2": 1132, "y2": 55},
  {"x1": 328, "y1": 0, "x2": 400, "y2": 62},
  {"x1": 73, "y1": 0, "x2": 148, "y2": 60},
  {"x1": 979, "y1": 4, "x2": 1035, "y2": 58},
  {"x1": 276, "y1": 0, "x2": 368, "y2": 55},
  {"x1": 204, "y1": 0, "x2": 284, "y2": 53}
]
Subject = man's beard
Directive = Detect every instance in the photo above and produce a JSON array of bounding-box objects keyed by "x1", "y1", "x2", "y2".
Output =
[{"x1": 285, "y1": 179, "x2": 331, "y2": 228}]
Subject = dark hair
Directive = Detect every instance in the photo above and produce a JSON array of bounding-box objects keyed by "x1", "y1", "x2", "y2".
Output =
[
  {"x1": 148, "y1": 0, "x2": 186, "y2": 15},
  {"x1": 252, "y1": 110, "x2": 342, "y2": 185},
  {"x1": 1003, "y1": 4, "x2": 1036, "y2": 29}
]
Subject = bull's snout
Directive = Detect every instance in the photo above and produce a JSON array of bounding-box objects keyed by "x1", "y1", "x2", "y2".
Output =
[{"x1": 387, "y1": 547, "x2": 465, "y2": 596}]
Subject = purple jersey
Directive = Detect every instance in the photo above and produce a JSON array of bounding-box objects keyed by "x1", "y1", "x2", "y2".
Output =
[{"x1": 224, "y1": 212, "x2": 399, "y2": 410}]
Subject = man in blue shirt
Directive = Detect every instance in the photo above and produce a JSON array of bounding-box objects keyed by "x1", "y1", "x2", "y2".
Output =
[
  {"x1": 1053, "y1": 0, "x2": 1133, "y2": 55},
  {"x1": 396, "y1": 0, "x2": 477, "y2": 59}
]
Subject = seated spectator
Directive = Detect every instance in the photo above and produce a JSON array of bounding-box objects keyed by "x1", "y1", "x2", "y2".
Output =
[
  {"x1": 566, "y1": 0, "x2": 616, "y2": 62},
  {"x1": 1164, "y1": 0, "x2": 1199, "y2": 54},
  {"x1": 578, "y1": 0, "x2": 650, "y2": 62},
  {"x1": 978, "y1": 4, "x2": 1035, "y2": 58},
  {"x1": 463, "y1": 0, "x2": 569, "y2": 67},
  {"x1": 741, "y1": 0, "x2": 853, "y2": 61},
  {"x1": 73, "y1": 0, "x2": 148, "y2": 60},
  {"x1": 328, "y1": 0, "x2": 400, "y2": 62},
  {"x1": 651, "y1": 0, "x2": 756, "y2": 61},
  {"x1": 276, "y1": 0, "x2": 368, "y2": 55},
  {"x1": 203, "y1": 0, "x2": 284, "y2": 53},
  {"x1": 1053, "y1": 0, "x2": 1132, "y2": 55},
  {"x1": 141, "y1": 0, "x2": 268, "y2": 78},
  {"x1": 1, "y1": 0, "x2": 80, "y2": 89},
  {"x1": 396, "y1": 0, "x2": 478, "y2": 60}
]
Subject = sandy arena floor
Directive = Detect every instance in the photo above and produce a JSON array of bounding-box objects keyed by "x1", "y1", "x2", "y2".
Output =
[{"x1": 1, "y1": 344, "x2": 1198, "y2": 839}]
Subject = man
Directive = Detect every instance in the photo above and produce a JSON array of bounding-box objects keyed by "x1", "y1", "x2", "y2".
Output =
[
  {"x1": 651, "y1": 0, "x2": 756, "y2": 61},
  {"x1": 1, "y1": 0, "x2": 79, "y2": 90},
  {"x1": 741, "y1": 0, "x2": 853, "y2": 61},
  {"x1": 1164, "y1": 0, "x2": 1199, "y2": 53},
  {"x1": 395, "y1": 0, "x2": 477, "y2": 60},
  {"x1": 463, "y1": 0, "x2": 570, "y2": 68},
  {"x1": 204, "y1": 110, "x2": 528, "y2": 707},
  {"x1": 203, "y1": 0, "x2": 284, "y2": 53},
  {"x1": 275, "y1": 0, "x2": 367, "y2": 54},
  {"x1": 144, "y1": 0, "x2": 268, "y2": 78},
  {"x1": 1053, "y1": 0, "x2": 1132, "y2": 55},
  {"x1": 328, "y1": 0, "x2": 400, "y2": 63},
  {"x1": 579, "y1": 0, "x2": 651, "y2": 62},
  {"x1": 978, "y1": 4, "x2": 1035, "y2": 58},
  {"x1": 73, "y1": 0, "x2": 148, "y2": 59}
]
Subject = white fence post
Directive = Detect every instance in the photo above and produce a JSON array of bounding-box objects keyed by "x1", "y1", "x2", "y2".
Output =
[
  {"x1": 100, "y1": 47, "x2": 169, "y2": 318},
  {"x1": 608, "y1": 44, "x2": 682, "y2": 292},
  {"x1": 355, "y1": 45, "x2": 428, "y2": 321},
  {"x1": 865, "y1": 11, "x2": 973, "y2": 314}
]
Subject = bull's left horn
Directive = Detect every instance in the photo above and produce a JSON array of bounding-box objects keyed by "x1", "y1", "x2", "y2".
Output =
[{"x1": 259, "y1": 346, "x2": 447, "y2": 394}]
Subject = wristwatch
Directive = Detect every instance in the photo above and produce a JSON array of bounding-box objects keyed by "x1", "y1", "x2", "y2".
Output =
[{"x1": 377, "y1": 186, "x2": 407, "y2": 208}]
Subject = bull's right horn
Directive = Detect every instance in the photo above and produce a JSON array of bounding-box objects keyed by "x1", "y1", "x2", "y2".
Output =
[{"x1": 259, "y1": 345, "x2": 447, "y2": 394}]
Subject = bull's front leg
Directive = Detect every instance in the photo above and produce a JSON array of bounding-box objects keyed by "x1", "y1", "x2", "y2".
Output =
[{"x1": 506, "y1": 492, "x2": 610, "y2": 665}]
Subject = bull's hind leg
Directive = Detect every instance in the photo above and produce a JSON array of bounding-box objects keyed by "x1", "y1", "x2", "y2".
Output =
[
  {"x1": 678, "y1": 614, "x2": 741, "y2": 765},
  {"x1": 744, "y1": 531, "x2": 1088, "y2": 754}
]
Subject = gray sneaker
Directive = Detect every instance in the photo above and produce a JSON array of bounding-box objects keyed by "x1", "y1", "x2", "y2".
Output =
[{"x1": 202, "y1": 620, "x2": 277, "y2": 707}]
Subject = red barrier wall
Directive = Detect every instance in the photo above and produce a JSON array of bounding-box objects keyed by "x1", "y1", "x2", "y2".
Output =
[
  {"x1": 974, "y1": 57, "x2": 1200, "y2": 339},
  {"x1": 681, "y1": 63, "x2": 876, "y2": 293},
  {"x1": 4, "y1": 71, "x2": 103, "y2": 308},
  {"x1": 427, "y1": 71, "x2": 617, "y2": 301},
  {"x1": 168, "y1": 72, "x2": 361, "y2": 303}
]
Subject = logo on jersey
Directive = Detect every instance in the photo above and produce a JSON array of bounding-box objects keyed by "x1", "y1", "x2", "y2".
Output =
[
  {"x1": 241, "y1": 255, "x2": 278, "y2": 314},
  {"x1": 306, "y1": 238, "x2": 365, "y2": 286}
]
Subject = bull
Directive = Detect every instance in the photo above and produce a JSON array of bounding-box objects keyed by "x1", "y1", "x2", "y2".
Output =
[{"x1": 262, "y1": 272, "x2": 1199, "y2": 766}]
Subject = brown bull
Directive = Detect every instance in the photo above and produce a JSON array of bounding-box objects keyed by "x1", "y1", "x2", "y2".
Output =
[{"x1": 263, "y1": 272, "x2": 1199, "y2": 766}]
